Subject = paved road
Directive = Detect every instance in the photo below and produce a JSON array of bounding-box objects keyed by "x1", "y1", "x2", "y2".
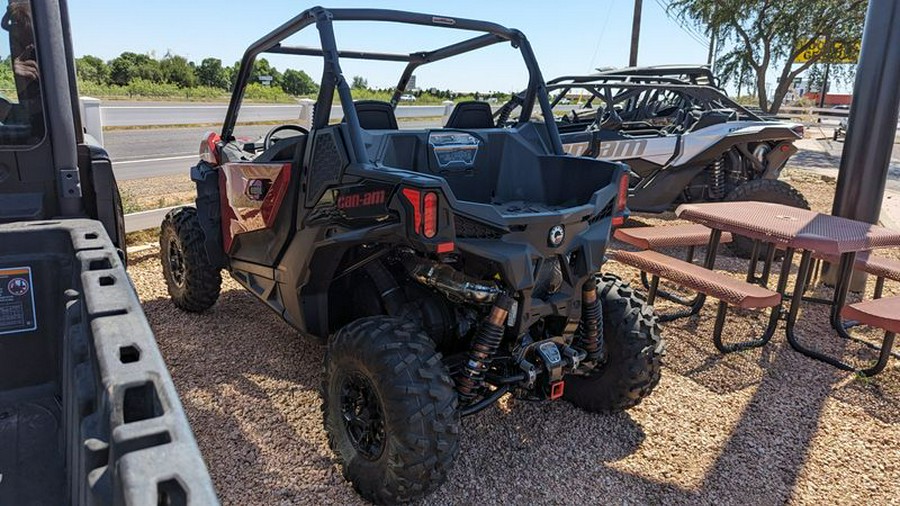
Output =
[
  {"x1": 100, "y1": 101, "x2": 449, "y2": 127},
  {"x1": 108, "y1": 120, "x2": 442, "y2": 181},
  {"x1": 101, "y1": 101, "x2": 302, "y2": 127},
  {"x1": 793, "y1": 137, "x2": 900, "y2": 199}
]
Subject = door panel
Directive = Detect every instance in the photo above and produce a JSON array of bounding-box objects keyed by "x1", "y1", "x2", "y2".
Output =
[{"x1": 220, "y1": 162, "x2": 291, "y2": 252}]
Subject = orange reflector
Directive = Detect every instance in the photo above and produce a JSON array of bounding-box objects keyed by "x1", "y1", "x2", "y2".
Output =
[
  {"x1": 612, "y1": 216, "x2": 626, "y2": 227},
  {"x1": 616, "y1": 174, "x2": 629, "y2": 212},
  {"x1": 550, "y1": 381, "x2": 565, "y2": 400},
  {"x1": 436, "y1": 241, "x2": 455, "y2": 254},
  {"x1": 423, "y1": 192, "x2": 438, "y2": 238},
  {"x1": 199, "y1": 131, "x2": 221, "y2": 165}
]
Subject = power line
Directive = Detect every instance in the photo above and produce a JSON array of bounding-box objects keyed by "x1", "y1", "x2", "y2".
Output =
[
  {"x1": 588, "y1": 0, "x2": 617, "y2": 72},
  {"x1": 654, "y1": 0, "x2": 710, "y2": 49}
]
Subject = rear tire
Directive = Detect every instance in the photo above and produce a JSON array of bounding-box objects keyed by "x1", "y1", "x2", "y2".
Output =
[
  {"x1": 160, "y1": 207, "x2": 221, "y2": 312},
  {"x1": 322, "y1": 316, "x2": 460, "y2": 504},
  {"x1": 563, "y1": 273, "x2": 663, "y2": 412},
  {"x1": 724, "y1": 179, "x2": 810, "y2": 258}
]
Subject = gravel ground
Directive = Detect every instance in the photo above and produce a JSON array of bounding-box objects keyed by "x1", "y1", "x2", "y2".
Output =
[
  {"x1": 119, "y1": 174, "x2": 194, "y2": 212},
  {"x1": 128, "y1": 164, "x2": 900, "y2": 505}
]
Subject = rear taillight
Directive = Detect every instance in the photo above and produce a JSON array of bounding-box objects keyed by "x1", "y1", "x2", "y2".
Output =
[
  {"x1": 612, "y1": 174, "x2": 629, "y2": 227},
  {"x1": 423, "y1": 192, "x2": 438, "y2": 238},
  {"x1": 401, "y1": 188, "x2": 441, "y2": 239},
  {"x1": 200, "y1": 131, "x2": 221, "y2": 165},
  {"x1": 401, "y1": 188, "x2": 422, "y2": 233}
]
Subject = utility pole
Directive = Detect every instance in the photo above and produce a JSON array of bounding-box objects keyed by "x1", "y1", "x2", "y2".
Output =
[
  {"x1": 629, "y1": 0, "x2": 643, "y2": 67},
  {"x1": 834, "y1": 0, "x2": 900, "y2": 224},
  {"x1": 817, "y1": 63, "x2": 831, "y2": 108}
]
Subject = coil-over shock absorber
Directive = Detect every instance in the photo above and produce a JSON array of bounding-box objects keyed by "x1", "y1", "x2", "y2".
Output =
[
  {"x1": 456, "y1": 294, "x2": 513, "y2": 402},
  {"x1": 707, "y1": 157, "x2": 726, "y2": 200},
  {"x1": 576, "y1": 278, "x2": 606, "y2": 364}
]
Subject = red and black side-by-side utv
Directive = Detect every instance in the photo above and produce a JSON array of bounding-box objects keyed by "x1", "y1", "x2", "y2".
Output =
[{"x1": 161, "y1": 7, "x2": 663, "y2": 504}]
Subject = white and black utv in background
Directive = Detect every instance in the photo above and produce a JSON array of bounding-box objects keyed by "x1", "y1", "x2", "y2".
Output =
[
  {"x1": 161, "y1": 7, "x2": 663, "y2": 504},
  {"x1": 498, "y1": 66, "x2": 810, "y2": 256},
  {"x1": 0, "y1": 1, "x2": 216, "y2": 504}
]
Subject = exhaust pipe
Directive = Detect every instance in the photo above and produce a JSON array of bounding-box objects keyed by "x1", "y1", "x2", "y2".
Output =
[{"x1": 402, "y1": 255, "x2": 501, "y2": 304}]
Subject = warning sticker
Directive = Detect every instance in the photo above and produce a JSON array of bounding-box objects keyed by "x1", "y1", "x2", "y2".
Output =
[{"x1": 0, "y1": 266, "x2": 36, "y2": 335}]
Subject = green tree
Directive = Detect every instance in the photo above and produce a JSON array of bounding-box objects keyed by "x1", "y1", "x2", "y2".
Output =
[
  {"x1": 109, "y1": 52, "x2": 162, "y2": 85},
  {"x1": 196, "y1": 57, "x2": 229, "y2": 89},
  {"x1": 281, "y1": 68, "x2": 318, "y2": 95},
  {"x1": 250, "y1": 58, "x2": 281, "y2": 86},
  {"x1": 351, "y1": 75, "x2": 368, "y2": 89},
  {"x1": 159, "y1": 54, "x2": 197, "y2": 88},
  {"x1": 670, "y1": 0, "x2": 866, "y2": 113},
  {"x1": 75, "y1": 55, "x2": 108, "y2": 84}
]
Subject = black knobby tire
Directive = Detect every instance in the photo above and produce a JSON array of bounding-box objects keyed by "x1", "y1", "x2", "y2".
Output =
[
  {"x1": 724, "y1": 179, "x2": 810, "y2": 258},
  {"x1": 160, "y1": 206, "x2": 222, "y2": 312},
  {"x1": 322, "y1": 316, "x2": 460, "y2": 504},
  {"x1": 563, "y1": 273, "x2": 664, "y2": 412}
]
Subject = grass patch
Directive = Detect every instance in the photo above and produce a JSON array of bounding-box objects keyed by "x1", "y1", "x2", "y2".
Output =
[{"x1": 126, "y1": 227, "x2": 160, "y2": 247}]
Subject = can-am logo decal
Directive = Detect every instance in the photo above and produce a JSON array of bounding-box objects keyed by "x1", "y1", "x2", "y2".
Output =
[
  {"x1": 596, "y1": 139, "x2": 648, "y2": 159},
  {"x1": 337, "y1": 189, "x2": 386, "y2": 210},
  {"x1": 548, "y1": 225, "x2": 565, "y2": 247}
]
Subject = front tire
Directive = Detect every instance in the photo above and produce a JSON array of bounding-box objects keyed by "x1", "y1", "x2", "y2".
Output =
[
  {"x1": 724, "y1": 179, "x2": 810, "y2": 258},
  {"x1": 322, "y1": 316, "x2": 460, "y2": 504},
  {"x1": 564, "y1": 273, "x2": 663, "y2": 412},
  {"x1": 160, "y1": 206, "x2": 222, "y2": 312}
]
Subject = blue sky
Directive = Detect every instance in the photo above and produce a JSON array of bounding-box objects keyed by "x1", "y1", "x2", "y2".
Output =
[{"x1": 68, "y1": 1, "x2": 711, "y2": 93}]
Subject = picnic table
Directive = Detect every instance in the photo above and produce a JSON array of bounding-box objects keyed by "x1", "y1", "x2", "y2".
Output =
[{"x1": 673, "y1": 201, "x2": 900, "y2": 375}]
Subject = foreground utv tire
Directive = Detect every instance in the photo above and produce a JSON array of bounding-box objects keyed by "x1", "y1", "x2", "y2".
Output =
[
  {"x1": 160, "y1": 206, "x2": 222, "y2": 312},
  {"x1": 563, "y1": 273, "x2": 663, "y2": 412},
  {"x1": 323, "y1": 316, "x2": 460, "y2": 504},
  {"x1": 725, "y1": 179, "x2": 810, "y2": 258}
]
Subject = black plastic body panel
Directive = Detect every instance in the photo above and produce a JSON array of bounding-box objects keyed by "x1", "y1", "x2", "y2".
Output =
[{"x1": 0, "y1": 220, "x2": 218, "y2": 505}]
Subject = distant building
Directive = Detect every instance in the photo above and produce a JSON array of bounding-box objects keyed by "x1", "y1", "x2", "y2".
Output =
[{"x1": 804, "y1": 92, "x2": 852, "y2": 106}]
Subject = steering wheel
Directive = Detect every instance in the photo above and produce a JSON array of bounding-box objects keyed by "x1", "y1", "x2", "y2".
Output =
[
  {"x1": 263, "y1": 124, "x2": 309, "y2": 151},
  {"x1": 594, "y1": 106, "x2": 623, "y2": 131}
]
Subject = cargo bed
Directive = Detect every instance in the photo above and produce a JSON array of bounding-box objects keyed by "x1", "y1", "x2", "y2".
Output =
[{"x1": 0, "y1": 220, "x2": 216, "y2": 505}]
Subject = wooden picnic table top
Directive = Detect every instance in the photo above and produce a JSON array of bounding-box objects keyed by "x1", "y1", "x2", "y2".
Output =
[{"x1": 675, "y1": 201, "x2": 900, "y2": 256}]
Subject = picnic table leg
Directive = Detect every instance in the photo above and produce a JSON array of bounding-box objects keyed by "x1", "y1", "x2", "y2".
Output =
[
  {"x1": 828, "y1": 255, "x2": 900, "y2": 361},
  {"x1": 830, "y1": 252, "x2": 859, "y2": 339},
  {"x1": 713, "y1": 246, "x2": 792, "y2": 352},
  {"x1": 784, "y1": 251, "x2": 853, "y2": 368},
  {"x1": 759, "y1": 243, "x2": 778, "y2": 288},
  {"x1": 746, "y1": 239, "x2": 761, "y2": 282},
  {"x1": 787, "y1": 251, "x2": 895, "y2": 374},
  {"x1": 873, "y1": 276, "x2": 885, "y2": 300},
  {"x1": 647, "y1": 229, "x2": 721, "y2": 323},
  {"x1": 703, "y1": 229, "x2": 722, "y2": 269},
  {"x1": 640, "y1": 244, "x2": 702, "y2": 306}
]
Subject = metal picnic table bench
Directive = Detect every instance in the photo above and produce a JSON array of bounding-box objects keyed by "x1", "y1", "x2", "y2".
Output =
[{"x1": 612, "y1": 201, "x2": 900, "y2": 376}]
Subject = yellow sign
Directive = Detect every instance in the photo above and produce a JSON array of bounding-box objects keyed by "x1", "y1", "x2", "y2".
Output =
[{"x1": 794, "y1": 39, "x2": 860, "y2": 64}]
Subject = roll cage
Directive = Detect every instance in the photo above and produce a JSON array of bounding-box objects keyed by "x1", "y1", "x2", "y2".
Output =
[
  {"x1": 539, "y1": 73, "x2": 763, "y2": 127},
  {"x1": 221, "y1": 6, "x2": 565, "y2": 157},
  {"x1": 590, "y1": 65, "x2": 719, "y2": 86}
]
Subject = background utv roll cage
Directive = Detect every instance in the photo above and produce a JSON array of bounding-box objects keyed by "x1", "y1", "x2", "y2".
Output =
[
  {"x1": 221, "y1": 6, "x2": 565, "y2": 157},
  {"x1": 544, "y1": 76, "x2": 762, "y2": 122}
]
